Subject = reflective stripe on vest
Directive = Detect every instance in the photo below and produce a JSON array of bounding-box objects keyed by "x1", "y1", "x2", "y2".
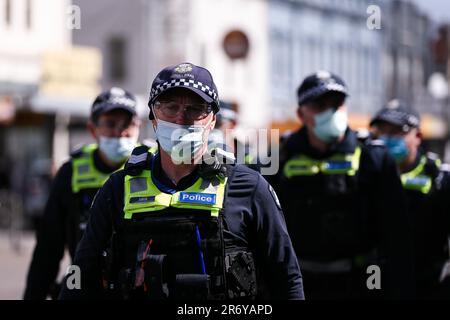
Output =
[
  {"x1": 401, "y1": 156, "x2": 433, "y2": 194},
  {"x1": 124, "y1": 170, "x2": 227, "y2": 219},
  {"x1": 283, "y1": 146, "x2": 362, "y2": 178},
  {"x1": 71, "y1": 144, "x2": 123, "y2": 193}
]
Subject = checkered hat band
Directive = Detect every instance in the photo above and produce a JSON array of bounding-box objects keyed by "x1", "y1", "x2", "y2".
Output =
[
  {"x1": 150, "y1": 78, "x2": 218, "y2": 102},
  {"x1": 298, "y1": 83, "x2": 346, "y2": 104}
]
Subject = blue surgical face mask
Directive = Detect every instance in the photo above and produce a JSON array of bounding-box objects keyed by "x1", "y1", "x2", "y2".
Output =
[
  {"x1": 155, "y1": 118, "x2": 212, "y2": 164},
  {"x1": 208, "y1": 129, "x2": 225, "y2": 148},
  {"x1": 380, "y1": 136, "x2": 409, "y2": 163},
  {"x1": 99, "y1": 136, "x2": 137, "y2": 163},
  {"x1": 313, "y1": 108, "x2": 348, "y2": 143}
]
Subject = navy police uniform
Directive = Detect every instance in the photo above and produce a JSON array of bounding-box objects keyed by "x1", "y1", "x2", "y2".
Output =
[
  {"x1": 24, "y1": 145, "x2": 125, "y2": 299},
  {"x1": 59, "y1": 62, "x2": 304, "y2": 300},
  {"x1": 275, "y1": 72, "x2": 414, "y2": 299},
  {"x1": 371, "y1": 102, "x2": 450, "y2": 298},
  {"x1": 278, "y1": 128, "x2": 413, "y2": 299},
  {"x1": 59, "y1": 148, "x2": 304, "y2": 300},
  {"x1": 24, "y1": 88, "x2": 138, "y2": 300}
]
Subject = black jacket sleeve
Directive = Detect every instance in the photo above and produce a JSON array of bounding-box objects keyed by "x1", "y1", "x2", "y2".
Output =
[
  {"x1": 250, "y1": 174, "x2": 304, "y2": 300},
  {"x1": 23, "y1": 162, "x2": 72, "y2": 300},
  {"x1": 371, "y1": 146, "x2": 415, "y2": 298},
  {"x1": 58, "y1": 173, "x2": 119, "y2": 300}
]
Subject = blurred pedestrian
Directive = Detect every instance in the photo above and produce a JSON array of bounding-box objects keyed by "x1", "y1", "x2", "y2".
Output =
[{"x1": 209, "y1": 100, "x2": 259, "y2": 170}]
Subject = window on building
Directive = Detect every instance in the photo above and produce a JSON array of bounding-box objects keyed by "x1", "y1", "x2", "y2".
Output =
[
  {"x1": 5, "y1": 0, "x2": 11, "y2": 26},
  {"x1": 26, "y1": 0, "x2": 32, "y2": 29},
  {"x1": 108, "y1": 37, "x2": 127, "y2": 82}
]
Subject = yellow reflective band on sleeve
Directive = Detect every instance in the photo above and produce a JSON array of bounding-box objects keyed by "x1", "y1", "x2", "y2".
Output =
[
  {"x1": 401, "y1": 156, "x2": 432, "y2": 194},
  {"x1": 71, "y1": 144, "x2": 112, "y2": 193},
  {"x1": 283, "y1": 147, "x2": 361, "y2": 178},
  {"x1": 123, "y1": 171, "x2": 227, "y2": 219}
]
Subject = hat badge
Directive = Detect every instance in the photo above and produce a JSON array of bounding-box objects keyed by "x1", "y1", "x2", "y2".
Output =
[
  {"x1": 316, "y1": 70, "x2": 331, "y2": 80},
  {"x1": 175, "y1": 63, "x2": 193, "y2": 73},
  {"x1": 110, "y1": 87, "x2": 126, "y2": 96},
  {"x1": 387, "y1": 99, "x2": 400, "y2": 109}
]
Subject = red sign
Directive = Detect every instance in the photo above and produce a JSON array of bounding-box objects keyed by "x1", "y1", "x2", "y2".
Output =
[{"x1": 223, "y1": 30, "x2": 250, "y2": 60}]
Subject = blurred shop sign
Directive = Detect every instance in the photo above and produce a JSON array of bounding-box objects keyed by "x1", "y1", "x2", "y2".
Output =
[
  {"x1": 39, "y1": 46, "x2": 102, "y2": 99},
  {"x1": 0, "y1": 96, "x2": 15, "y2": 123},
  {"x1": 421, "y1": 113, "x2": 448, "y2": 139},
  {"x1": 223, "y1": 30, "x2": 250, "y2": 60}
]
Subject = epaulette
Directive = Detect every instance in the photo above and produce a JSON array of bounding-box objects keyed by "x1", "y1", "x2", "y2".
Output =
[
  {"x1": 70, "y1": 144, "x2": 86, "y2": 158},
  {"x1": 435, "y1": 163, "x2": 450, "y2": 191},
  {"x1": 366, "y1": 138, "x2": 385, "y2": 147},
  {"x1": 124, "y1": 145, "x2": 152, "y2": 176},
  {"x1": 424, "y1": 152, "x2": 442, "y2": 178},
  {"x1": 425, "y1": 152, "x2": 439, "y2": 163},
  {"x1": 355, "y1": 128, "x2": 370, "y2": 143},
  {"x1": 141, "y1": 139, "x2": 158, "y2": 150}
]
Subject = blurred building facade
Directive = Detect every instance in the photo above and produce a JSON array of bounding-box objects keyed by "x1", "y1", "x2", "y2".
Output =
[
  {"x1": 269, "y1": 0, "x2": 386, "y2": 131},
  {"x1": 0, "y1": 0, "x2": 103, "y2": 225},
  {"x1": 0, "y1": 0, "x2": 70, "y2": 224},
  {"x1": 2, "y1": 0, "x2": 450, "y2": 225},
  {"x1": 72, "y1": 0, "x2": 447, "y2": 137},
  {"x1": 72, "y1": 0, "x2": 270, "y2": 138},
  {"x1": 383, "y1": 0, "x2": 448, "y2": 147}
]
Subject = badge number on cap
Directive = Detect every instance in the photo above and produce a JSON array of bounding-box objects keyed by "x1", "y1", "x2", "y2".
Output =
[{"x1": 179, "y1": 192, "x2": 216, "y2": 205}]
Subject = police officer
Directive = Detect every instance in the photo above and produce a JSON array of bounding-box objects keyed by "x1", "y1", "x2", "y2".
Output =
[
  {"x1": 209, "y1": 100, "x2": 259, "y2": 170},
  {"x1": 276, "y1": 71, "x2": 414, "y2": 299},
  {"x1": 24, "y1": 87, "x2": 141, "y2": 300},
  {"x1": 370, "y1": 99, "x2": 450, "y2": 298},
  {"x1": 59, "y1": 62, "x2": 303, "y2": 300}
]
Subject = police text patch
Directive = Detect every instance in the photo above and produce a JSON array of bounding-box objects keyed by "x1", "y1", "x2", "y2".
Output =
[{"x1": 179, "y1": 192, "x2": 216, "y2": 205}]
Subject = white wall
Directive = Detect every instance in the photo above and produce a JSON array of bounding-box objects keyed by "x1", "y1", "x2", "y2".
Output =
[
  {"x1": 186, "y1": 0, "x2": 271, "y2": 130},
  {"x1": 0, "y1": 0, "x2": 71, "y2": 84}
]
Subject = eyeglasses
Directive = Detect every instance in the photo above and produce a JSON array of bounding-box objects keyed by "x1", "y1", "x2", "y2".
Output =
[
  {"x1": 97, "y1": 119, "x2": 139, "y2": 131},
  {"x1": 154, "y1": 100, "x2": 212, "y2": 121}
]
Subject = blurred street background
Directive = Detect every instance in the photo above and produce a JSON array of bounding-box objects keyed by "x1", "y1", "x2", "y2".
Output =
[{"x1": 1, "y1": 0, "x2": 450, "y2": 299}]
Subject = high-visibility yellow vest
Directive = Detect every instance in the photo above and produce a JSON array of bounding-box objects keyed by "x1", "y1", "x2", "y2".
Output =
[
  {"x1": 71, "y1": 144, "x2": 115, "y2": 193},
  {"x1": 123, "y1": 170, "x2": 227, "y2": 219},
  {"x1": 283, "y1": 147, "x2": 362, "y2": 178},
  {"x1": 401, "y1": 155, "x2": 440, "y2": 194}
]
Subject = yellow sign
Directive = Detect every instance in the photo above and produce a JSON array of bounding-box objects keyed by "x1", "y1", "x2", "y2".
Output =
[{"x1": 40, "y1": 46, "x2": 102, "y2": 99}]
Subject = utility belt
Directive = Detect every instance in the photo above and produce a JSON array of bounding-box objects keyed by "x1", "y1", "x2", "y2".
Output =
[
  {"x1": 101, "y1": 210, "x2": 257, "y2": 300},
  {"x1": 103, "y1": 245, "x2": 257, "y2": 300},
  {"x1": 102, "y1": 146, "x2": 257, "y2": 299}
]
